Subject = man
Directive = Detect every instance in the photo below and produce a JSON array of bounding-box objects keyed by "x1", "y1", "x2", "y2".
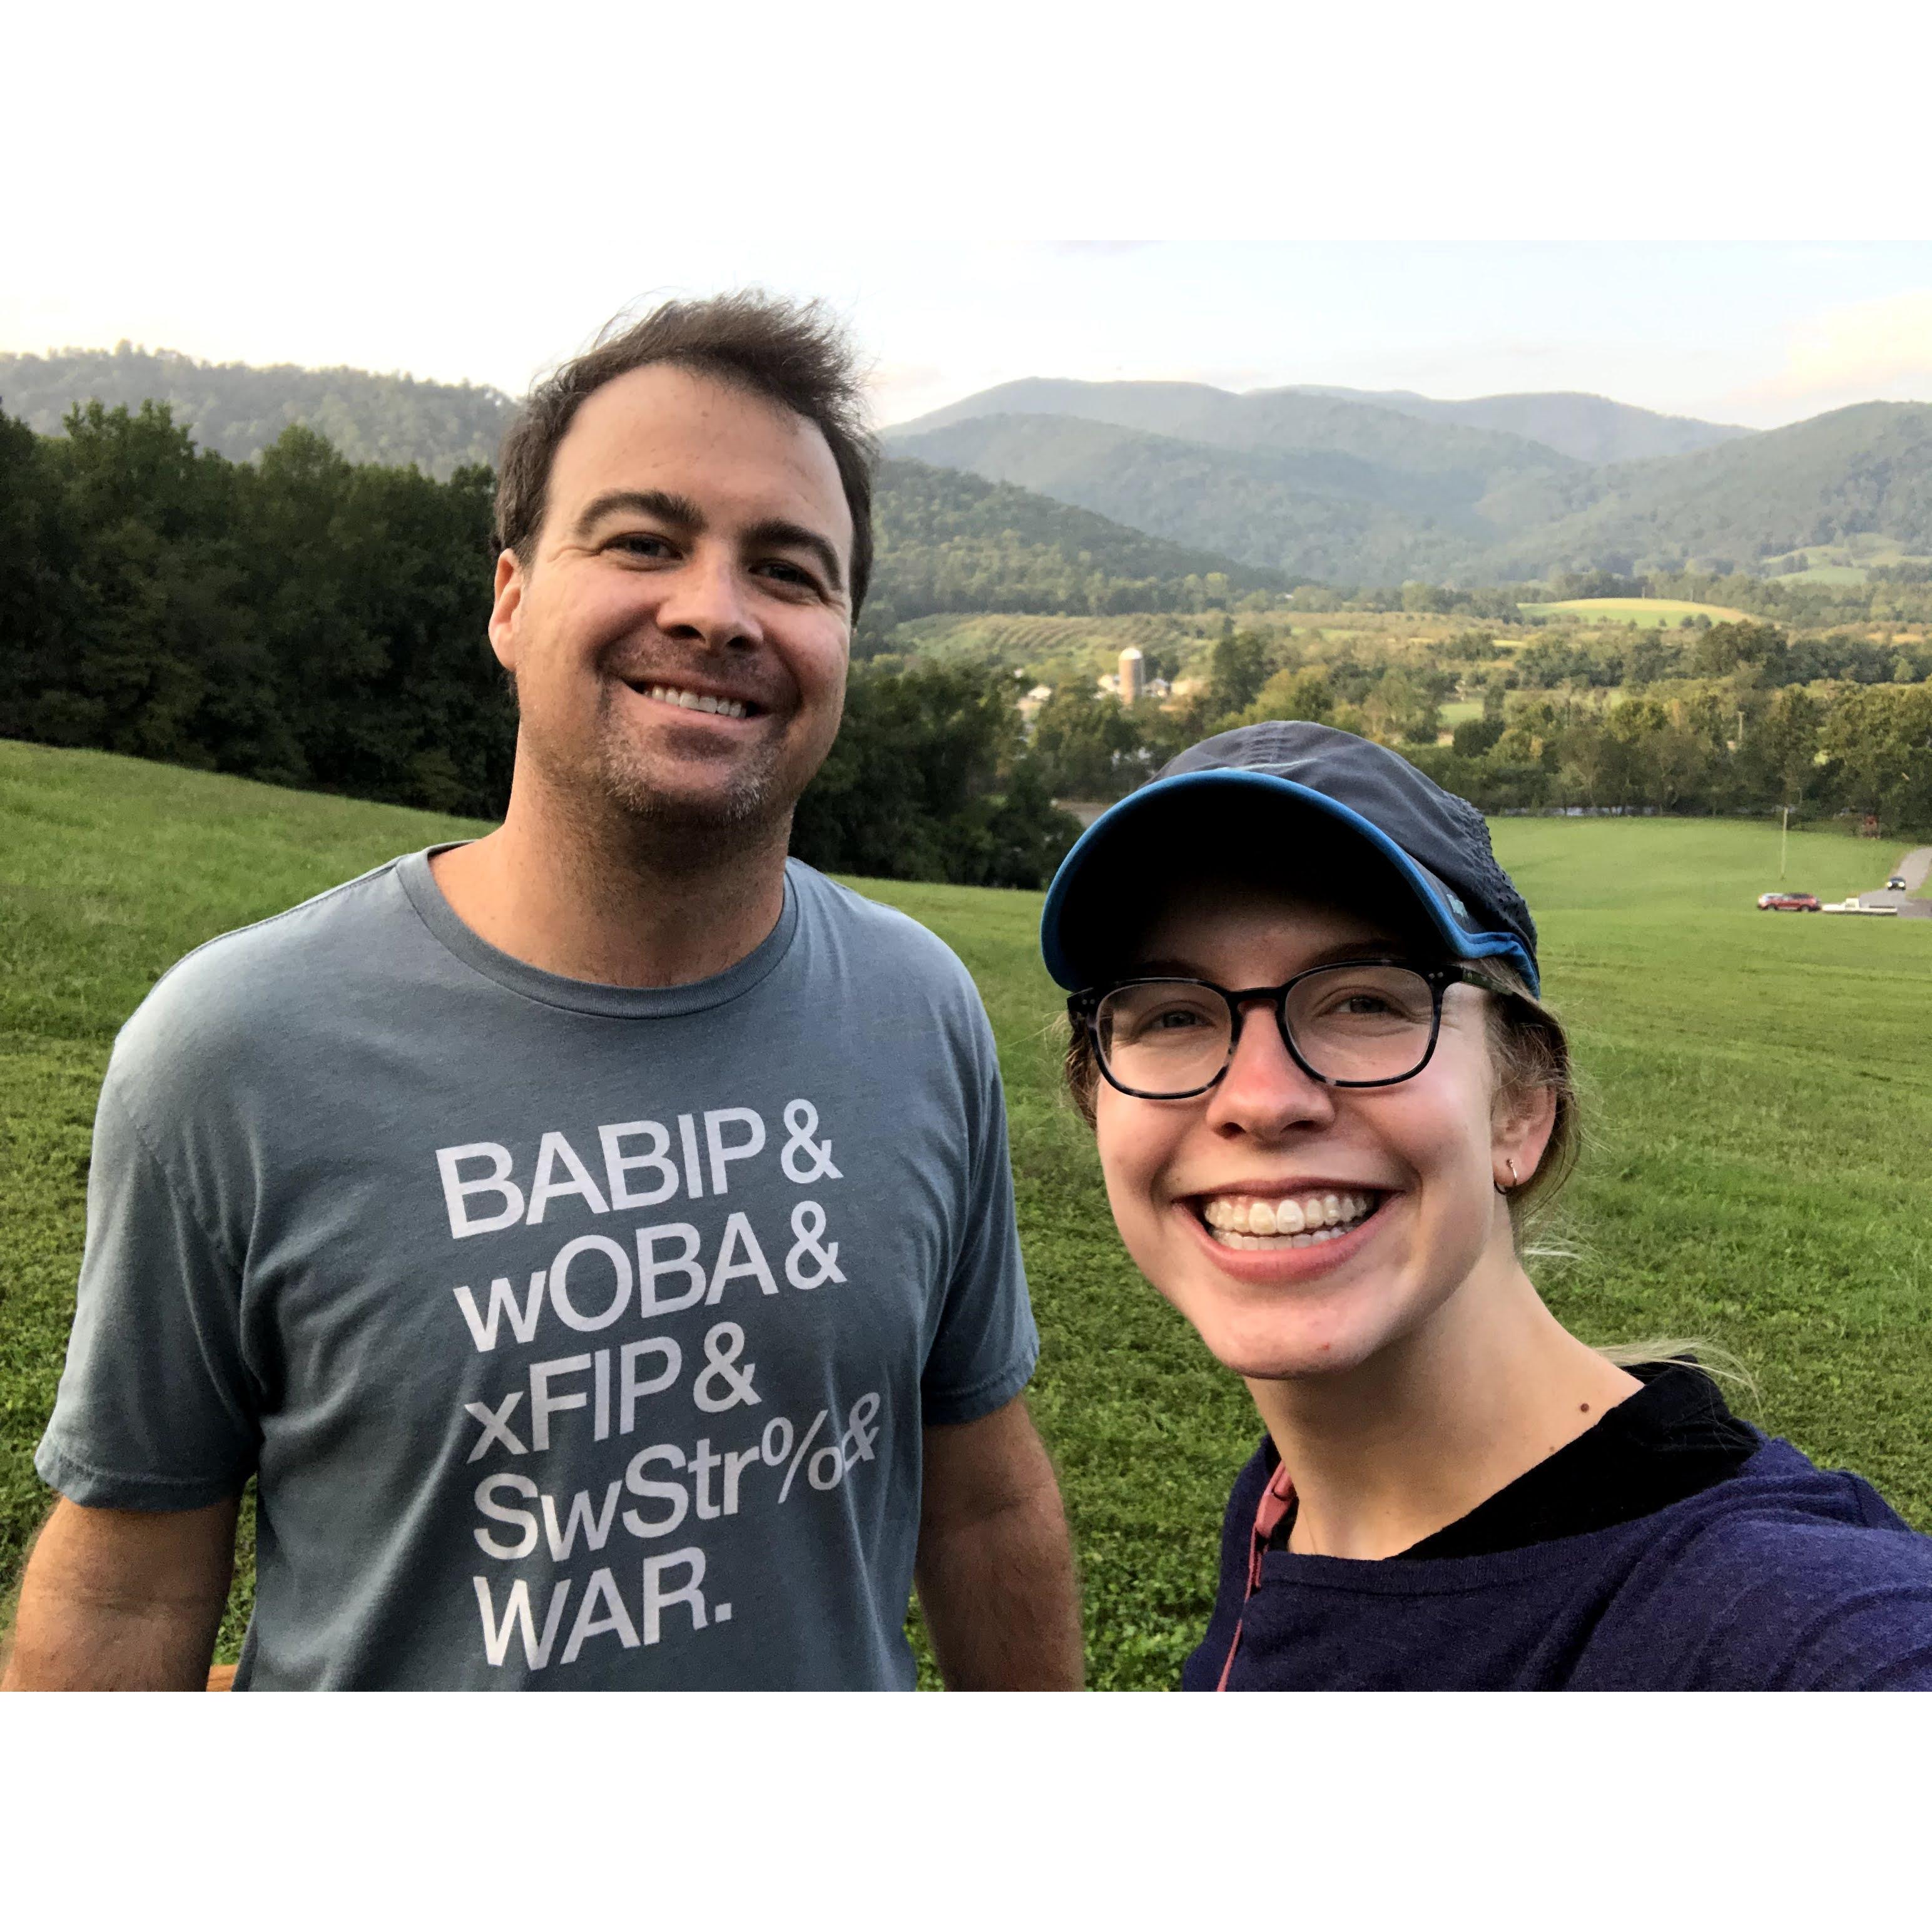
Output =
[{"x1": 4, "y1": 293, "x2": 1082, "y2": 1690}]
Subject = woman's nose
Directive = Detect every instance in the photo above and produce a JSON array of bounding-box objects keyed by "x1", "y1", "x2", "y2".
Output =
[{"x1": 1204, "y1": 999, "x2": 1338, "y2": 1140}]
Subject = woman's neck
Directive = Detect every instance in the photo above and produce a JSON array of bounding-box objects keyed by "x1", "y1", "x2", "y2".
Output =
[{"x1": 1245, "y1": 1267, "x2": 1643, "y2": 1561}]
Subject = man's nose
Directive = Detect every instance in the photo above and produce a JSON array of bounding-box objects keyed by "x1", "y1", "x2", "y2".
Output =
[
  {"x1": 653, "y1": 548, "x2": 761, "y2": 651},
  {"x1": 1203, "y1": 999, "x2": 1338, "y2": 1140}
]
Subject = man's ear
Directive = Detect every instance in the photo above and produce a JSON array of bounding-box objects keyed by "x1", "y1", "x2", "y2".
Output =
[
  {"x1": 487, "y1": 548, "x2": 524, "y2": 670},
  {"x1": 1492, "y1": 1077, "x2": 1557, "y2": 1189}
]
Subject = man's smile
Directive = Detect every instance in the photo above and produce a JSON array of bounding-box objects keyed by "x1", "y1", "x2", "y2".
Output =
[{"x1": 614, "y1": 673, "x2": 768, "y2": 723}]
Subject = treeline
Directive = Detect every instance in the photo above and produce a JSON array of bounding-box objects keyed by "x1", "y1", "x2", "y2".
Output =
[
  {"x1": 0, "y1": 343, "x2": 513, "y2": 475},
  {"x1": 1020, "y1": 619, "x2": 1932, "y2": 834},
  {"x1": 0, "y1": 402, "x2": 514, "y2": 815},
  {"x1": 1512, "y1": 620, "x2": 1932, "y2": 693},
  {"x1": 0, "y1": 404, "x2": 1082, "y2": 885},
  {"x1": 1413, "y1": 684, "x2": 1932, "y2": 829}
]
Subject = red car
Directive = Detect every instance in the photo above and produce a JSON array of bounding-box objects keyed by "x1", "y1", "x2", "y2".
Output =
[{"x1": 1757, "y1": 891, "x2": 1821, "y2": 911}]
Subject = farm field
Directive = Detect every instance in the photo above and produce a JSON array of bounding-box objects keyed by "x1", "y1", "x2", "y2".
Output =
[
  {"x1": 884, "y1": 608, "x2": 1495, "y2": 690},
  {"x1": 4, "y1": 739, "x2": 1931, "y2": 1687},
  {"x1": 1518, "y1": 596, "x2": 1754, "y2": 627},
  {"x1": 883, "y1": 611, "x2": 1214, "y2": 689}
]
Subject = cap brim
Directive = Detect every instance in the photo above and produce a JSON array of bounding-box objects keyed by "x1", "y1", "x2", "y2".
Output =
[{"x1": 1040, "y1": 770, "x2": 1537, "y2": 993}]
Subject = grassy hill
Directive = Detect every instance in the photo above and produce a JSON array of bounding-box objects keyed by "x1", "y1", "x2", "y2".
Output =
[
  {"x1": 6, "y1": 740, "x2": 1932, "y2": 1686},
  {"x1": 0, "y1": 344, "x2": 512, "y2": 477}
]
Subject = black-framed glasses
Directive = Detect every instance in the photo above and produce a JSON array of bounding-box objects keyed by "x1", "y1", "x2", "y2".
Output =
[{"x1": 1069, "y1": 960, "x2": 1489, "y2": 1100}]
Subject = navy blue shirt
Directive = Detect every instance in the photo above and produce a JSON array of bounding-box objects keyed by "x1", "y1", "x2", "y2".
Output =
[{"x1": 1184, "y1": 1416, "x2": 1932, "y2": 1691}]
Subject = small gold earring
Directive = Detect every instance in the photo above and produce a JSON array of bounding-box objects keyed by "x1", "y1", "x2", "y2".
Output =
[{"x1": 1495, "y1": 1157, "x2": 1520, "y2": 1197}]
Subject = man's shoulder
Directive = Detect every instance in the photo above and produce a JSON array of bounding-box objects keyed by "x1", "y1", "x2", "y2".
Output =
[
  {"x1": 109, "y1": 853, "x2": 424, "y2": 1097},
  {"x1": 785, "y1": 861, "x2": 983, "y2": 1001}
]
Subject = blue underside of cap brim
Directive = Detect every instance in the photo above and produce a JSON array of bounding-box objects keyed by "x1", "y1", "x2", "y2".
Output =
[{"x1": 1039, "y1": 769, "x2": 1538, "y2": 995}]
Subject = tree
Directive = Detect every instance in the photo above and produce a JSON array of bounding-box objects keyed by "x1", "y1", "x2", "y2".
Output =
[
  {"x1": 1028, "y1": 688, "x2": 1149, "y2": 800},
  {"x1": 1205, "y1": 624, "x2": 1271, "y2": 718},
  {"x1": 1243, "y1": 666, "x2": 1334, "y2": 726}
]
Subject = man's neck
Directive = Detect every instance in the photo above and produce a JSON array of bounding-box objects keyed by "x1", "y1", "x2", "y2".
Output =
[
  {"x1": 1246, "y1": 1259, "x2": 1644, "y2": 1562},
  {"x1": 429, "y1": 785, "x2": 792, "y2": 990}
]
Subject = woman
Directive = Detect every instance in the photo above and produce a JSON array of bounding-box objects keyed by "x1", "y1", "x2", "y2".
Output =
[{"x1": 1041, "y1": 719, "x2": 1932, "y2": 1690}]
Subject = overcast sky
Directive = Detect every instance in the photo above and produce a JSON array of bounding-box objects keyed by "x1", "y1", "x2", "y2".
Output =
[{"x1": 8, "y1": 8, "x2": 1929, "y2": 434}]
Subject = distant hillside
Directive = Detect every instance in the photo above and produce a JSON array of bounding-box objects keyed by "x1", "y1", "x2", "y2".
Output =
[
  {"x1": 1280, "y1": 387, "x2": 1750, "y2": 464},
  {"x1": 886, "y1": 377, "x2": 1593, "y2": 583},
  {"x1": 888, "y1": 375, "x2": 1931, "y2": 585},
  {"x1": 890, "y1": 377, "x2": 1577, "y2": 490},
  {"x1": 1476, "y1": 402, "x2": 1932, "y2": 577},
  {"x1": 0, "y1": 345, "x2": 512, "y2": 475},
  {"x1": 864, "y1": 455, "x2": 1287, "y2": 634},
  {"x1": 888, "y1": 415, "x2": 1473, "y2": 584}
]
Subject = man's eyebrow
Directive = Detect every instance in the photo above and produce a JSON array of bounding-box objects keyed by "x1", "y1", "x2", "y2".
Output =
[
  {"x1": 570, "y1": 489, "x2": 704, "y2": 542},
  {"x1": 740, "y1": 517, "x2": 847, "y2": 596}
]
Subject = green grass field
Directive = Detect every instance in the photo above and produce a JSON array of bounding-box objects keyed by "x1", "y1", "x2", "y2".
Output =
[
  {"x1": 5, "y1": 740, "x2": 1931, "y2": 1687},
  {"x1": 1518, "y1": 597, "x2": 1755, "y2": 628}
]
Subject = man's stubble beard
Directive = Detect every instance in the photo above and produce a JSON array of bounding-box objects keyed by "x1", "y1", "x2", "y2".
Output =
[{"x1": 525, "y1": 676, "x2": 805, "y2": 880}]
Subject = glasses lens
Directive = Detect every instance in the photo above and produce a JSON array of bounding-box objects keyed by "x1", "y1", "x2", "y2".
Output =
[
  {"x1": 1094, "y1": 982, "x2": 1232, "y2": 1096},
  {"x1": 1284, "y1": 964, "x2": 1437, "y2": 1083}
]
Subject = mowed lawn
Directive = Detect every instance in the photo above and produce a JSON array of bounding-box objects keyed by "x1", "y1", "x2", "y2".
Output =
[{"x1": 4, "y1": 738, "x2": 1931, "y2": 1688}]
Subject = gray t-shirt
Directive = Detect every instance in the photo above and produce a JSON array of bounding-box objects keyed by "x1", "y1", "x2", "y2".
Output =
[{"x1": 37, "y1": 852, "x2": 1038, "y2": 1689}]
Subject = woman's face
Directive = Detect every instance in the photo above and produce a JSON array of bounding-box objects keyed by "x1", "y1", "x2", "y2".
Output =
[{"x1": 1091, "y1": 879, "x2": 1552, "y2": 1383}]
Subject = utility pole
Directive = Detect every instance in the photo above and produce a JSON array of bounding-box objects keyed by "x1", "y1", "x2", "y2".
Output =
[{"x1": 1781, "y1": 803, "x2": 1791, "y2": 880}]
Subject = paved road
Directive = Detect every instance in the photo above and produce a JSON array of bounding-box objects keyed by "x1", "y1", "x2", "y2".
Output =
[{"x1": 1854, "y1": 845, "x2": 1932, "y2": 911}]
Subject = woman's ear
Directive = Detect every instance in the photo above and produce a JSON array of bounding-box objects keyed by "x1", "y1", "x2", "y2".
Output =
[{"x1": 1492, "y1": 1077, "x2": 1557, "y2": 1189}]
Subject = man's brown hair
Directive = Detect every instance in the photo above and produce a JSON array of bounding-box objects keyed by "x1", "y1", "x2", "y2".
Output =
[{"x1": 494, "y1": 291, "x2": 878, "y2": 613}]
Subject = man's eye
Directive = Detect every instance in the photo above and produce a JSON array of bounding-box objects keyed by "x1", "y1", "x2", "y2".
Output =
[
  {"x1": 609, "y1": 534, "x2": 673, "y2": 559},
  {"x1": 757, "y1": 560, "x2": 820, "y2": 591}
]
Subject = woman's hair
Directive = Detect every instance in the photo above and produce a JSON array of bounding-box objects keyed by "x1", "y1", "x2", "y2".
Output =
[{"x1": 1061, "y1": 950, "x2": 1582, "y2": 1230}]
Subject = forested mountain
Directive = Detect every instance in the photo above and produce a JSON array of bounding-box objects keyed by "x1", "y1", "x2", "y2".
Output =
[
  {"x1": 887, "y1": 415, "x2": 1475, "y2": 584},
  {"x1": 887, "y1": 376, "x2": 1929, "y2": 584},
  {"x1": 864, "y1": 456, "x2": 1284, "y2": 634},
  {"x1": 0, "y1": 345, "x2": 512, "y2": 475},
  {"x1": 1279, "y1": 387, "x2": 1748, "y2": 464},
  {"x1": 890, "y1": 377, "x2": 1578, "y2": 487},
  {"x1": 1471, "y1": 402, "x2": 1932, "y2": 577}
]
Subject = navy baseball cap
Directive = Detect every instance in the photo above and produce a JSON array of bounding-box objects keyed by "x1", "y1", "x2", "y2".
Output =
[{"x1": 1040, "y1": 720, "x2": 1540, "y2": 995}]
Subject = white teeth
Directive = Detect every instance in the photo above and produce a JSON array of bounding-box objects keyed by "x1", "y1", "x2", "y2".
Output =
[
  {"x1": 1201, "y1": 1188, "x2": 1381, "y2": 1250},
  {"x1": 643, "y1": 684, "x2": 747, "y2": 720}
]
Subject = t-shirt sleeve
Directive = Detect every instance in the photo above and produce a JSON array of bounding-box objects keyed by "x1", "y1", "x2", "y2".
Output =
[
  {"x1": 917, "y1": 999, "x2": 1039, "y2": 1429},
  {"x1": 34, "y1": 1077, "x2": 260, "y2": 1510}
]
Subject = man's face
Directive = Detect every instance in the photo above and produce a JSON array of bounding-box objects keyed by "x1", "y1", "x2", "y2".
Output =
[{"x1": 490, "y1": 362, "x2": 855, "y2": 847}]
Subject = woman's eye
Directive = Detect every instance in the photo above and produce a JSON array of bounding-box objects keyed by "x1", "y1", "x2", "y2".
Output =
[
  {"x1": 1337, "y1": 994, "x2": 1396, "y2": 1015},
  {"x1": 1142, "y1": 1006, "x2": 1212, "y2": 1035}
]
